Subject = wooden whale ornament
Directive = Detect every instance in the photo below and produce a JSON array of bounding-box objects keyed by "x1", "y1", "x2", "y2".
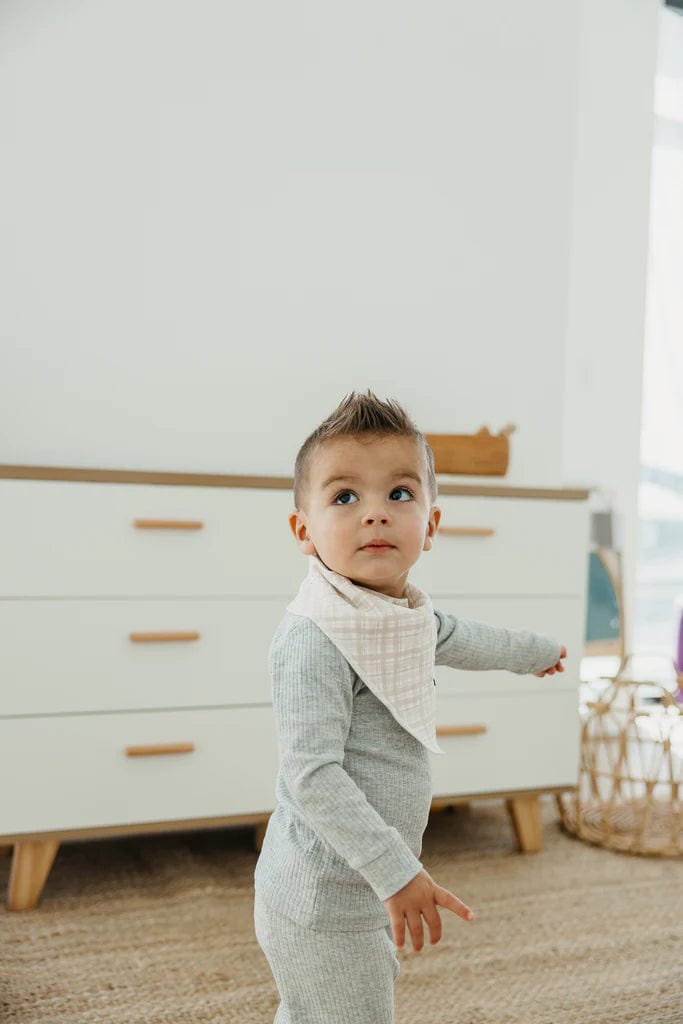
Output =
[{"x1": 424, "y1": 424, "x2": 517, "y2": 476}]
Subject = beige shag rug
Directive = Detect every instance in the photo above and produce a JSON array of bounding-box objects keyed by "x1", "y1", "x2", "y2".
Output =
[{"x1": 2, "y1": 797, "x2": 682, "y2": 1024}]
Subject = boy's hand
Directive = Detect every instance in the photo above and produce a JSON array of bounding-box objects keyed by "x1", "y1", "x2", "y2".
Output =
[
  {"x1": 383, "y1": 868, "x2": 474, "y2": 953},
  {"x1": 534, "y1": 644, "x2": 567, "y2": 677}
]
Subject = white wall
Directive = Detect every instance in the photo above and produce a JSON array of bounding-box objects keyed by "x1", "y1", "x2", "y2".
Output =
[
  {"x1": 1, "y1": 1, "x2": 580, "y2": 484},
  {"x1": 0, "y1": 0, "x2": 661, "y2": 630}
]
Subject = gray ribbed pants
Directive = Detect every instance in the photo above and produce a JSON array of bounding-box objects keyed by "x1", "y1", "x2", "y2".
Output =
[{"x1": 253, "y1": 890, "x2": 401, "y2": 1023}]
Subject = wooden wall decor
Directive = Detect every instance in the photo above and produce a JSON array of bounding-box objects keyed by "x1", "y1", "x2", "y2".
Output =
[{"x1": 425, "y1": 424, "x2": 517, "y2": 476}]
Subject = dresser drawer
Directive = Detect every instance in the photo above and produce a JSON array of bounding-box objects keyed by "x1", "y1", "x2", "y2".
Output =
[
  {"x1": 432, "y1": 595, "x2": 585, "y2": 695},
  {"x1": 0, "y1": 706, "x2": 278, "y2": 835},
  {"x1": 411, "y1": 495, "x2": 589, "y2": 596},
  {"x1": 0, "y1": 598, "x2": 286, "y2": 715},
  {"x1": 431, "y1": 689, "x2": 580, "y2": 796},
  {"x1": 0, "y1": 481, "x2": 304, "y2": 597}
]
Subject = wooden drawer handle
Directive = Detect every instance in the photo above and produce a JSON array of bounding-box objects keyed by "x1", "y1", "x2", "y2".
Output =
[
  {"x1": 436, "y1": 724, "x2": 488, "y2": 737},
  {"x1": 133, "y1": 519, "x2": 204, "y2": 530},
  {"x1": 129, "y1": 631, "x2": 200, "y2": 643},
  {"x1": 438, "y1": 526, "x2": 495, "y2": 537},
  {"x1": 125, "y1": 742, "x2": 195, "y2": 757}
]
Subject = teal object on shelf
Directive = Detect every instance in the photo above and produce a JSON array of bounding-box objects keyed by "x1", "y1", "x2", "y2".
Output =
[{"x1": 585, "y1": 551, "x2": 621, "y2": 645}]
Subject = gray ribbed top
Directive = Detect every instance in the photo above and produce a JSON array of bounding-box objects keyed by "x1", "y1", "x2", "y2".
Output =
[{"x1": 253, "y1": 608, "x2": 561, "y2": 932}]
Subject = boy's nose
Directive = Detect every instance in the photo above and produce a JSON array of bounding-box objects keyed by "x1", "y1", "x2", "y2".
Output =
[{"x1": 362, "y1": 511, "x2": 390, "y2": 524}]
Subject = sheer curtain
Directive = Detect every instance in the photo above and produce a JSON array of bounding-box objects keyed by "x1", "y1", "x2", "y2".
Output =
[{"x1": 636, "y1": 7, "x2": 683, "y2": 663}]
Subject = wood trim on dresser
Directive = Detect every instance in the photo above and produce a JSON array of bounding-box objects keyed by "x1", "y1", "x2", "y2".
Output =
[
  {"x1": 1, "y1": 787, "x2": 577, "y2": 910},
  {"x1": 0, "y1": 464, "x2": 590, "y2": 500}
]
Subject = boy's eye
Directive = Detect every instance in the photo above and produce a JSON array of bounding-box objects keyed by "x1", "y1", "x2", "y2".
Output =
[
  {"x1": 390, "y1": 486, "x2": 414, "y2": 501},
  {"x1": 333, "y1": 491, "x2": 358, "y2": 505},
  {"x1": 332, "y1": 486, "x2": 414, "y2": 505}
]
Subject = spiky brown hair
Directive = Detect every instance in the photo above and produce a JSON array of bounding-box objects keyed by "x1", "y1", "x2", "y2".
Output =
[{"x1": 293, "y1": 389, "x2": 437, "y2": 511}]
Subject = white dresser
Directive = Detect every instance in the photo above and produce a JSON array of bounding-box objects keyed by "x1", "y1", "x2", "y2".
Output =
[{"x1": 0, "y1": 466, "x2": 590, "y2": 909}]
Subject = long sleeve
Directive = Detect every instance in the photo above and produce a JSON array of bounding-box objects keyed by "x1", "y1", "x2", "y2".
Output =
[
  {"x1": 269, "y1": 616, "x2": 423, "y2": 902},
  {"x1": 434, "y1": 608, "x2": 562, "y2": 674}
]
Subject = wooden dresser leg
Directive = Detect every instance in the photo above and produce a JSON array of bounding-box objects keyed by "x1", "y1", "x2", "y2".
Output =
[
  {"x1": 505, "y1": 796, "x2": 542, "y2": 852},
  {"x1": 8, "y1": 839, "x2": 60, "y2": 910}
]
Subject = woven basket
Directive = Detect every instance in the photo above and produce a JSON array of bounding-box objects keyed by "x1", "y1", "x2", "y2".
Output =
[
  {"x1": 558, "y1": 654, "x2": 683, "y2": 856},
  {"x1": 424, "y1": 424, "x2": 516, "y2": 476}
]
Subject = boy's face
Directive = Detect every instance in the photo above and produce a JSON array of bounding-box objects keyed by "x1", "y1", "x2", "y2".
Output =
[{"x1": 289, "y1": 434, "x2": 441, "y2": 599}]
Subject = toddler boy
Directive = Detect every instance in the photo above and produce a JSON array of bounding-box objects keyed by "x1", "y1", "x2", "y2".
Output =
[{"x1": 254, "y1": 390, "x2": 566, "y2": 1023}]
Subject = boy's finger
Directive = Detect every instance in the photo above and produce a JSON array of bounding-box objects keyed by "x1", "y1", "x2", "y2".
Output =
[
  {"x1": 435, "y1": 887, "x2": 474, "y2": 921},
  {"x1": 406, "y1": 911, "x2": 424, "y2": 952},
  {"x1": 425, "y1": 906, "x2": 443, "y2": 945}
]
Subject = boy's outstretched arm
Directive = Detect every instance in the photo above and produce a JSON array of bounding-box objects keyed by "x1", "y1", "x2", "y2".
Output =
[
  {"x1": 433, "y1": 608, "x2": 565, "y2": 676},
  {"x1": 533, "y1": 644, "x2": 567, "y2": 677}
]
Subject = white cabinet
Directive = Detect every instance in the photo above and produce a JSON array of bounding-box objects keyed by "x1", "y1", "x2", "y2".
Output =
[
  {"x1": 0, "y1": 598, "x2": 285, "y2": 714},
  {"x1": 0, "y1": 480, "x2": 301, "y2": 596},
  {"x1": 0, "y1": 469, "x2": 590, "y2": 909},
  {"x1": 0, "y1": 708, "x2": 279, "y2": 834},
  {"x1": 410, "y1": 494, "x2": 588, "y2": 596},
  {"x1": 432, "y1": 689, "x2": 581, "y2": 796},
  {"x1": 417, "y1": 492, "x2": 590, "y2": 810}
]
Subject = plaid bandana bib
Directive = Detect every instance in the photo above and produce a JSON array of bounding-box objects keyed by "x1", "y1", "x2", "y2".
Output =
[{"x1": 287, "y1": 554, "x2": 444, "y2": 755}]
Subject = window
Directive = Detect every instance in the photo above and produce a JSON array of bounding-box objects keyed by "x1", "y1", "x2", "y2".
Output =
[
  {"x1": 636, "y1": 13, "x2": 683, "y2": 662},
  {"x1": 581, "y1": 9, "x2": 683, "y2": 699}
]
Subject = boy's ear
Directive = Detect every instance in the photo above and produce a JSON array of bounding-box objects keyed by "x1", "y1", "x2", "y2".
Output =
[
  {"x1": 423, "y1": 506, "x2": 441, "y2": 551},
  {"x1": 289, "y1": 510, "x2": 317, "y2": 555}
]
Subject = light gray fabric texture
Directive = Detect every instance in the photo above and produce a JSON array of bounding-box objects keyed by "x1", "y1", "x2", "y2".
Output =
[
  {"x1": 253, "y1": 887, "x2": 400, "y2": 1023},
  {"x1": 253, "y1": 608, "x2": 561, "y2": 932}
]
